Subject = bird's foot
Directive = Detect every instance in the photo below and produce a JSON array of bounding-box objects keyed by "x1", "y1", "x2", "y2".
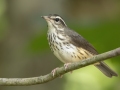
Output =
[
  {"x1": 64, "y1": 63, "x2": 71, "y2": 71},
  {"x1": 51, "y1": 67, "x2": 63, "y2": 78},
  {"x1": 51, "y1": 67, "x2": 60, "y2": 77}
]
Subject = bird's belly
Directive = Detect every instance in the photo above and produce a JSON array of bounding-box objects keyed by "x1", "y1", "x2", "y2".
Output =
[
  {"x1": 53, "y1": 46, "x2": 77, "y2": 63},
  {"x1": 53, "y1": 43, "x2": 91, "y2": 63}
]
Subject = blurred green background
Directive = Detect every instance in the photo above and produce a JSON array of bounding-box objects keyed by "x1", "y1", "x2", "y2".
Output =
[{"x1": 0, "y1": 0, "x2": 120, "y2": 90}]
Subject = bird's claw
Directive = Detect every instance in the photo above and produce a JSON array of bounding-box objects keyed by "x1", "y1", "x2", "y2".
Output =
[
  {"x1": 64, "y1": 63, "x2": 71, "y2": 71},
  {"x1": 51, "y1": 68, "x2": 59, "y2": 77}
]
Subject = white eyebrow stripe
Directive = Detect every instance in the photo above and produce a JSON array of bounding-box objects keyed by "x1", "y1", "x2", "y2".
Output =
[{"x1": 56, "y1": 16, "x2": 67, "y2": 26}]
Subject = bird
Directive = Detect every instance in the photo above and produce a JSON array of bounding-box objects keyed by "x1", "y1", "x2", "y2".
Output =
[{"x1": 42, "y1": 14, "x2": 118, "y2": 78}]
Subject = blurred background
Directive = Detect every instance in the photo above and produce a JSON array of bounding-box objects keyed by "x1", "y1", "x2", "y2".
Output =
[{"x1": 0, "y1": 0, "x2": 120, "y2": 90}]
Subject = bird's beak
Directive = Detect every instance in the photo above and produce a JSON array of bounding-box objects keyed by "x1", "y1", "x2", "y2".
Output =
[{"x1": 41, "y1": 16, "x2": 50, "y2": 21}]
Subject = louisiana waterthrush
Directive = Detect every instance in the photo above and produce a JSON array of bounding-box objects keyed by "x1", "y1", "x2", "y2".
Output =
[{"x1": 42, "y1": 14, "x2": 117, "y2": 78}]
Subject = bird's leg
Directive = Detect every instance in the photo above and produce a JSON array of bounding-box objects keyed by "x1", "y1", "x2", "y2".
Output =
[
  {"x1": 64, "y1": 63, "x2": 73, "y2": 73},
  {"x1": 51, "y1": 67, "x2": 59, "y2": 77},
  {"x1": 64, "y1": 63, "x2": 71, "y2": 71},
  {"x1": 52, "y1": 63, "x2": 72, "y2": 77},
  {"x1": 51, "y1": 67, "x2": 63, "y2": 78}
]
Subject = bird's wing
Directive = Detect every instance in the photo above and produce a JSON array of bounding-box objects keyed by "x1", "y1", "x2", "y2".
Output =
[{"x1": 65, "y1": 28, "x2": 98, "y2": 55}]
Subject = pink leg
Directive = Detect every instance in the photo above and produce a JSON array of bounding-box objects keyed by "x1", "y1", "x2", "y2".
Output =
[
  {"x1": 52, "y1": 63, "x2": 72, "y2": 77},
  {"x1": 64, "y1": 63, "x2": 71, "y2": 71},
  {"x1": 51, "y1": 68, "x2": 63, "y2": 78},
  {"x1": 51, "y1": 67, "x2": 59, "y2": 77},
  {"x1": 64, "y1": 63, "x2": 73, "y2": 73}
]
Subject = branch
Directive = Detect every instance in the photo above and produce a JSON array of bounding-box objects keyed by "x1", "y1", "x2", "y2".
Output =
[{"x1": 0, "y1": 47, "x2": 120, "y2": 86}]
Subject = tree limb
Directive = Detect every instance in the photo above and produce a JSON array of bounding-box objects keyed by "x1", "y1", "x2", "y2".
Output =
[{"x1": 0, "y1": 47, "x2": 120, "y2": 86}]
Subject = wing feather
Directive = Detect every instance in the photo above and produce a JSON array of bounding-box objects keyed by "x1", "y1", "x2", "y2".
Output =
[{"x1": 65, "y1": 28, "x2": 98, "y2": 55}]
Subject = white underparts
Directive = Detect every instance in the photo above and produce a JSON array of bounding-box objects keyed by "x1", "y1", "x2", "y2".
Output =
[{"x1": 47, "y1": 30, "x2": 93, "y2": 63}]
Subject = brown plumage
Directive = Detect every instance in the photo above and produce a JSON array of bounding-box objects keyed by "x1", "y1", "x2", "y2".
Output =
[
  {"x1": 65, "y1": 27, "x2": 118, "y2": 77},
  {"x1": 42, "y1": 14, "x2": 118, "y2": 78}
]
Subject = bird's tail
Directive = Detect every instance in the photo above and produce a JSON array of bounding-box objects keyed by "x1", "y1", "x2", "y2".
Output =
[{"x1": 95, "y1": 61, "x2": 118, "y2": 78}]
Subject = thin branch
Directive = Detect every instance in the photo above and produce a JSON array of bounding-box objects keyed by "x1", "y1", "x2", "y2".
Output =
[{"x1": 0, "y1": 47, "x2": 120, "y2": 86}]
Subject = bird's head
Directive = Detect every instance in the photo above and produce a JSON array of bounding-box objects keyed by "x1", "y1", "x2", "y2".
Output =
[{"x1": 42, "y1": 14, "x2": 67, "y2": 30}]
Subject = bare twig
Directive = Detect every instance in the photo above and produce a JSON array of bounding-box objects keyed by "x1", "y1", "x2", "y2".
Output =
[{"x1": 0, "y1": 47, "x2": 120, "y2": 86}]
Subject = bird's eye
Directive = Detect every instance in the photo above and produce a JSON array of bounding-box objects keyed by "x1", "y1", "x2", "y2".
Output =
[{"x1": 54, "y1": 18, "x2": 59, "y2": 22}]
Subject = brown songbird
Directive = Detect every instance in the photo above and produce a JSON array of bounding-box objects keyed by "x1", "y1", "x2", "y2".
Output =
[{"x1": 42, "y1": 14, "x2": 118, "y2": 78}]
